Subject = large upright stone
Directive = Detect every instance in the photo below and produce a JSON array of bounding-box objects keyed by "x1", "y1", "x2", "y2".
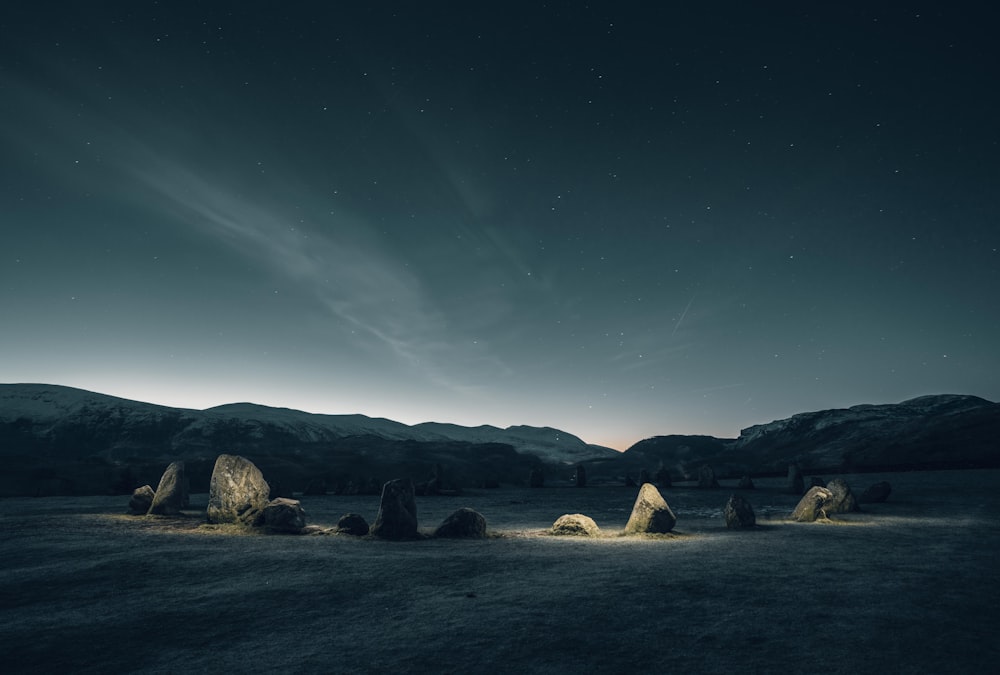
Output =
[
  {"x1": 147, "y1": 461, "x2": 186, "y2": 516},
  {"x1": 791, "y1": 486, "x2": 834, "y2": 522},
  {"x1": 786, "y1": 464, "x2": 805, "y2": 495},
  {"x1": 206, "y1": 454, "x2": 271, "y2": 525},
  {"x1": 128, "y1": 485, "x2": 155, "y2": 515},
  {"x1": 624, "y1": 483, "x2": 677, "y2": 534},
  {"x1": 825, "y1": 478, "x2": 859, "y2": 514},
  {"x1": 370, "y1": 478, "x2": 419, "y2": 539},
  {"x1": 723, "y1": 493, "x2": 756, "y2": 529}
]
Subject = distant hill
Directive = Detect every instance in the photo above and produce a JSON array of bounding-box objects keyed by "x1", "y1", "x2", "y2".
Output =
[
  {"x1": 610, "y1": 394, "x2": 1000, "y2": 480},
  {"x1": 0, "y1": 383, "x2": 617, "y2": 497}
]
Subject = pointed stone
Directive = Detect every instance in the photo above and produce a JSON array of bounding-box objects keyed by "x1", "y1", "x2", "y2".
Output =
[
  {"x1": 624, "y1": 483, "x2": 677, "y2": 534},
  {"x1": 148, "y1": 461, "x2": 186, "y2": 516},
  {"x1": 791, "y1": 486, "x2": 834, "y2": 522}
]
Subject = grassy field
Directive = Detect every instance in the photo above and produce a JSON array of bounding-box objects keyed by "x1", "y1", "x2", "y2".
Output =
[{"x1": 2, "y1": 469, "x2": 998, "y2": 673}]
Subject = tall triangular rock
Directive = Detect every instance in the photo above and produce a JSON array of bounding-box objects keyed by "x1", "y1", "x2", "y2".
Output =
[
  {"x1": 147, "y1": 461, "x2": 186, "y2": 516},
  {"x1": 624, "y1": 483, "x2": 677, "y2": 534}
]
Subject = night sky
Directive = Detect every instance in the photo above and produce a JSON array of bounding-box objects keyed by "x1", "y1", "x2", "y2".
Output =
[{"x1": 2, "y1": 2, "x2": 998, "y2": 449}]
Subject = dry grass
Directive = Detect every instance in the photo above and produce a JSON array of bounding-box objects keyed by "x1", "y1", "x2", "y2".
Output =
[{"x1": 1, "y1": 469, "x2": 998, "y2": 673}]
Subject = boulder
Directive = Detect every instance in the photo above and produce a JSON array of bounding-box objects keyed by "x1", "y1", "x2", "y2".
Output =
[
  {"x1": 263, "y1": 498, "x2": 306, "y2": 533},
  {"x1": 624, "y1": 483, "x2": 677, "y2": 534},
  {"x1": 434, "y1": 508, "x2": 487, "y2": 539},
  {"x1": 551, "y1": 513, "x2": 601, "y2": 537},
  {"x1": 723, "y1": 493, "x2": 756, "y2": 529},
  {"x1": 786, "y1": 464, "x2": 805, "y2": 495},
  {"x1": 370, "y1": 478, "x2": 419, "y2": 539},
  {"x1": 128, "y1": 485, "x2": 155, "y2": 515},
  {"x1": 206, "y1": 454, "x2": 271, "y2": 526},
  {"x1": 147, "y1": 461, "x2": 186, "y2": 516},
  {"x1": 791, "y1": 486, "x2": 834, "y2": 522},
  {"x1": 859, "y1": 481, "x2": 892, "y2": 504},
  {"x1": 336, "y1": 513, "x2": 370, "y2": 536},
  {"x1": 698, "y1": 464, "x2": 720, "y2": 489},
  {"x1": 528, "y1": 468, "x2": 545, "y2": 488},
  {"x1": 574, "y1": 464, "x2": 587, "y2": 488},
  {"x1": 738, "y1": 474, "x2": 755, "y2": 490},
  {"x1": 825, "y1": 478, "x2": 859, "y2": 514}
]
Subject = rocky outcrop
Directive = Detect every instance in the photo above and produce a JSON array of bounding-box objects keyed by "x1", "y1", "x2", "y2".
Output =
[
  {"x1": 206, "y1": 454, "x2": 271, "y2": 526},
  {"x1": 825, "y1": 478, "x2": 859, "y2": 514},
  {"x1": 859, "y1": 481, "x2": 892, "y2": 504},
  {"x1": 263, "y1": 498, "x2": 306, "y2": 533},
  {"x1": 370, "y1": 478, "x2": 419, "y2": 539},
  {"x1": 147, "y1": 461, "x2": 186, "y2": 516},
  {"x1": 128, "y1": 485, "x2": 155, "y2": 515},
  {"x1": 723, "y1": 494, "x2": 756, "y2": 529},
  {"x1": 551, "y1": 513, "x2": 600, "y2": 536},
  {"x1": 791, "y1": 486, "x2": 834, "y2": 522},
  {"x1": 335, "y1": 513, "x2": 370, "y2": 536},
  {"x1": 624, "y1": 483, "x2": 677, "y2": 534},
  {"x1": 434, "y1": 508, "x2": 487, "y2": 538}
]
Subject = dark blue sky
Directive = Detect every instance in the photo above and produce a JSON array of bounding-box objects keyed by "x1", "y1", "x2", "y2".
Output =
[{"x1": 2, "y1": 2, "x2": 998, "y2": 448}]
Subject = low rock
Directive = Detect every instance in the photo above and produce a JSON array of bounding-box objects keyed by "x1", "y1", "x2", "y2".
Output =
[
  {"x1": 737, "y1": 474, "x2": 755, "y2": 490},
  {"x1": 723, "y1": 493, "x2": 756, "y2": 529},
  {"x1": 624, "y1": 483, "x2": 677, "y2": 534},
  {"x1": 206, "y1": 454, "x2": 271, "y2": 526},
  {"x1": 336, "y1": 513, "x2": 370, "y2": 536},
  {"x1": 791, "y1": 486, "x2": 834, "y2": 522},
  {"x1": 263, "y1": 498, "x2": 306, "y2": 533},
  {"x1": 128, "y1": 485, "x2": 155, "y2": 515},
  {"x1": 434, "y1": 508, "x2": 487, "y2": 539},
  {"x1": 698, "y1": 464, "x2": 720, "y2": 489},
  {"x1": 551, "y1": 513, "x2": 600, "y2": 537},
  {"x1": 859, "y1": 481, "x2": 893, "y2": 504},
  {"x1": 370, "y1": 478, "x2": 419, "y2": 539},
  {"x1": 825, "y1": 478, "x2": 860, "y2": 514},
  {"x1": 148, "y1": 461, "x2": 186, "y2": 516}
]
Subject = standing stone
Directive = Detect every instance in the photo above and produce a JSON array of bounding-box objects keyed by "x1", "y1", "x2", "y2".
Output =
[
  {"x1": 825, "y1": 478, "x2": 859, "y2": 514},
  {"x1": 434, "y1": 508, "x2": 487, "y2": 538},
  {"x1": 624, "y1": 483, "x2": 677, "y2": 534},
  {"x1": 723, "y1": 493, "x2": 756, "y2": 529},
  {"x1": 791, "y1": 486, "x2": 834, "y2": 522},
  {"x1": 263, "y1": 498, "x2": 306, "y2": 533},
  {"x1": 370, "y1": 478, "x2": 419, "y2": 539},
  {"x1": 148, "y1": 461, "x2": 186, "y2": 516},
  {"x1": 128, "y1": 485, "x2": 155, "y2": 515},
  {"x1": 859, "y1": 481, "x2": 892, "y2": 504},
  {"x1": 738, "y1": 474, "x2": 755, "y2": 490},
  {"x1": 786, "y1": 464, "x2": 805, "y2": 495},
  {"x1": 655, "y1": 464, "x2": 672, "y2": 488},
  {"x1": 528, "y1": 468, "x2": 545, "y2": 488},
  {"x1": 574, "y1": 464, "x2": 587, "y2": 488},
  {"x1": 336, "y1": 513, "x2": 370, "y2": 536},
  {"x1": 206, "y1": 454, "x2": 271, "y2": 526},
  {"x1": 551, "y1": 513, "x2": 601, "y2": 537},
  {"x1": 698, "y1": 464, "x2": 720, "y2": 489}
]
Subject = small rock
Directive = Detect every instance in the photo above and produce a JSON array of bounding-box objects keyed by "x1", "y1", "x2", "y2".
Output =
[
  {"x1": 128, "y1": 485, "x2": 155, "y2": 515},
  {"x1": 859, "y1": 481, "x2": 892, "y2": 504},
  {"x1": 263, "y1": 497, "x2": 306, "y2": 533},
  {"x1": 335, "y1": 513, "x2": 370, "y2": 536},
  {"x1": 551, "y1": 513, "x2": 600, "y2": 537},
  {"x1": 434, "y1": 508, "x2": 487, "y2": 539}
]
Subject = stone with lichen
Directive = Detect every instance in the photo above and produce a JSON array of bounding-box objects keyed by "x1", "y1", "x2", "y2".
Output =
[{"x1": 624, "y1": 483, "x2": 677, "y2": 534}]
